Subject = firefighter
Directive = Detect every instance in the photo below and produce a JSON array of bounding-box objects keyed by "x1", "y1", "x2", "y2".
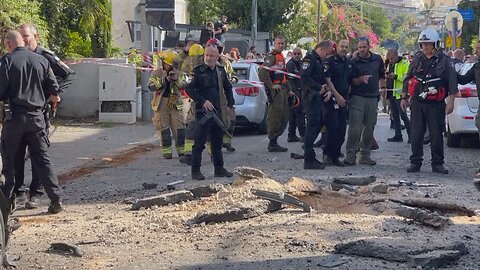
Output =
[
  {"x1": 148, "y1": 50, "x2": 187, "y2": 160},
  {"x1": 179, "y1": 44, "x2": 205, "y2": 165},
  {"x1": 400, "y1": 28, "x2": 457, "y2": 174}
]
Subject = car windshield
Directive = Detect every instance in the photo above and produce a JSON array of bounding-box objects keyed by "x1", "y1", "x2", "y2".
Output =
[{"x1": 233, "y1": 67, "x2": 249, "y2": 81}]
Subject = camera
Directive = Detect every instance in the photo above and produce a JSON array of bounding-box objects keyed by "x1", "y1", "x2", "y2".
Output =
[{"x1": 169, "y1": 71, "x2": 175, "y2": 77}]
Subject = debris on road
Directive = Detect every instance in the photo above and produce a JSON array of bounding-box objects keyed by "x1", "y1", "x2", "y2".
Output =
[
  {"x1": 233, "y1": 166, "x2": 267, "y2": 179},
  {"x1": 390, "y1": 198, "x2": 476, "y2": 216},
  {"x1": 390, "y1": 180, "x2": 441, "y2": 188},
  {"x1": 166, "y1": 180, "x2": 185, "y2": 190},
  {"x1": 332, "y1": 175, "x2": 376, "y2": 186},
  {"x1": 131, "y1": 190, "x2": 194, "y2": 210},
  {"x1": 189, "y1": 200, "x2": 282, "y2": 225},
  {"x1": 142, "y1": 182, "x2": 158, "y2": 190},
  {"x1": 290, "y1": 152, "x2": 304, "y2": 159},
  {"x1": 252, "y1": 189, "x2": 312, "y2": 213},
  {"x1": 48, "y1": 243, "x2": 83, "y2": 257},
  {"x1": 335, "y1": 239, "x2": 468, "y2": 268},
  {"x1": 395, "y1": 205, "x2": 450, "y2": 228},
  {"x1": 189, "y1": 184, "x2": 223, "y2": 198}
]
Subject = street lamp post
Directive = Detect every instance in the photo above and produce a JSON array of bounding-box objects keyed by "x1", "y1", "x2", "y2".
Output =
[{"x1": 317, "y1": 0, "x2": 322, "y2": 42}]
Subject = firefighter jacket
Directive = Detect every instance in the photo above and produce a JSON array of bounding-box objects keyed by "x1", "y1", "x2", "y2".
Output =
[{"x1": 148, "y1": 68, "x2": 187, "y2": 111}]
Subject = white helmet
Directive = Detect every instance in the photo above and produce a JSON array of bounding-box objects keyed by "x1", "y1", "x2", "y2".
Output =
[{"x1": 418, "y1": 28, "x2": 440, "y2": 44}]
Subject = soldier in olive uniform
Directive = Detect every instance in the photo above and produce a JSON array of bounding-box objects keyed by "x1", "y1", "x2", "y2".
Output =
[{"x1": 259, "y1": 35, "x2": 293, "y2": 152}]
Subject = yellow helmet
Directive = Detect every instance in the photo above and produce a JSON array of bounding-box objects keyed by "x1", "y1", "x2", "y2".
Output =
[
  {"x1": 189, "y1": 44, "x2": 205, "y2": 57},
  {"x1": 159, "y1": 50, "x2": 177, "y2": 65}
]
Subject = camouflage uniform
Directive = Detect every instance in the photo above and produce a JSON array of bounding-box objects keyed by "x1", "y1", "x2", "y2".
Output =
[
  {"x1": 148, "y1": 68, "x2": 187, "y2": 159},
  {"x1": 259, "y1": 51, "x2": 290, "y2": 152}
]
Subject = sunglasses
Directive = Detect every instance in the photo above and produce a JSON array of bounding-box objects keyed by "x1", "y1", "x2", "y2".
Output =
[{"x1": 293, "y1": 53, "x2": 302, "y2": 55}]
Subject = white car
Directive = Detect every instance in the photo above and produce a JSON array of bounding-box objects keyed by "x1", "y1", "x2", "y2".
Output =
[
  {"x1": 446, "y1": 62, "x2": 479, "y2": 147},
  {"x1": 231, "y1": 61, "x2": 269, "y2": 134}
]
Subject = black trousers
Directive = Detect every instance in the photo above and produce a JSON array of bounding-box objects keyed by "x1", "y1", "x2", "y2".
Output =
[
  {"x1": 288, "y1": 95, "x2": 305, "y2": 138},
  {"x1": 304, "y1": 93, "x2": 323, "y2": 161},
  {"x1": 389, "y1": 95, "x2": 410, "y2": 138},
  {"x1": 409, "y1": 101, "x2": 445, "y2": 166},
  {"x1": 191, "y1": 112, "x2": 224, "y2": 169},
  {"x1": 13, "y1": 140, "x2": 45, "y2": 198},
  {"x1": 1, "y1": 113, "x2": 60, "y2": 203},
  {"x1": 323, "y1": 102, "x2": 348, "y2": 159}
]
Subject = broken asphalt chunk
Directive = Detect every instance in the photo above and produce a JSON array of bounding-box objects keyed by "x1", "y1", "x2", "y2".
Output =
[
  {"x1": 189, "y1": 200, "x2": 282, "y2": 225},
  {"x1": 142, "y1": 182, "x2": 158, "y2": 190},
  {"x1": 332, "y1": 176, "x2": 376, "y2": 186},
  {"x1": 335, "y1": 239, "x2": 468, "y2": 267},
  {"x1": 252, "y1": 189, "x2": 312, "y2": 213},
  {"x1": 131, "y1": 190, "x2": 194, "y2": 210},
  {"x1": 166, "y1": 180, "x2": 185, "y2": 191},
  {"x1": 188, "y1": 184, "x2": 223, "y2": 198},
  {"x1": 396, "y1": 205, "x2": 450, "y2": 228},
  {"x1": 233, "y1": 167, "x2": 267, "y2": 179},
  {"x1": 48, "y1": 243, "x2": 83, "y2": 257}
]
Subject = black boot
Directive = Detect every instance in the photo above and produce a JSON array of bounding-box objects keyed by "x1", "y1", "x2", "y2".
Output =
[
  {"x1": 432, "y1": 164, "x2": 448, "y2": 174},
  {"x1": 268, "y1": 139, "x2": 288, "y2": 152},
  {"x1": 407, "y1": 164, "x2": 421, "y2": 173},
  {"x1": 214, "y1": 167, "x2": 233, "y2": 177},
  {"x1": 304, "y1": 159, "x2": 325, "y2": 170},
  {"x1": 287, "y1": 135, "x2": 300, "y2": 142},
  {"x1": 179, "y1": 154, "x2": 192, "y2": 165},
  {"x1": 192, "y1": 167, "x2": 205, "y2": 180},
  {"x1": 387, "y1": 135, "x2": 403, "y2": 142},
  {"x1": 223, "y1": 143, "x2": 236, "y2": 152}
]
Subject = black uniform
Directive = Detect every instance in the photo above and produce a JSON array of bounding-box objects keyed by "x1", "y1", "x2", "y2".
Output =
[
  {"x1": 402, "y1": 50, "x2": 458, "y2": 171},
  {"x1": 13, "y1": 46, "x2": 75, "y2": 200},
  {"x1": 186, "y1": 63, "x2": 234, "y2": 173},
  {"x1": 301, "y1": 50, "x2": 329, "y2": 167},
  {"x1": 0, "y1": 47, "x2": 61, "y2": 206},
  {"x1": 286, "y1": 58, "x2": 305, "y2": 140},
  {"x1": 323, "y1": 54, "x2": 351, "y2": 161}
]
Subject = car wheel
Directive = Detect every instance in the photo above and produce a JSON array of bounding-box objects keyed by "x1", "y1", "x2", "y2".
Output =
[
  {"x1": 256, "y1": 107, "x2": 268, "y2": 135},
  {"x1": 446, "y1": 125, "x2": 461, "y2": 147}
]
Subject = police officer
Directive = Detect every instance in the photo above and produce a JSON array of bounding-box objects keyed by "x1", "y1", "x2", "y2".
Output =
[
  {"x1": 13, "y1": 23, "x2": 75, "y2": 209},
  {"x1": 323, "y1": 40, "x2": 350, "y2": 166},
  {"x1": 0, "y1": 30, "x2": 62, "y2": 214},
  {"x1": 259, "y1": 35, "x2": 292, "y2": 152},
  {"x1": 186, "y1": 46, "x2": 234, "y2": 180},
  {"x1": 286, "y1": 47, "x2": 305, "y2": 142},
  {"x1": 400, "y1": 28, "x2": 457, "y2": 174},
  {"x1": 206, "y1": 38, "x2": 237, "y2": 152},
  {"x1": 148, "y1": 50, "x2": 187, "y2": 160},
  {"x1": 301, "y1": 40, "x2": 337, "y2": 169}
]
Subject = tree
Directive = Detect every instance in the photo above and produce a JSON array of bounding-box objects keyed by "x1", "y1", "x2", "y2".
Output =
[
  {"x1": 0, "y1": 0, "x2": 48, "y2": 53},
  {"x1": 391, "y1": 13, "x2": 419, "y2": 53},
  {"x1": 78, "y1": 0, "x2": 113, "y2": 57}
]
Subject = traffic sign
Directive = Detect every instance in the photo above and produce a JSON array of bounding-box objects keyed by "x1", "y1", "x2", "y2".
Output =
[
  {"x1": 458, "y1": 8, "x2": 475, "y2": 22},
  {"x1": 445, "y1": 11, "x2": 464, "y2": 31},
  {"x1": 445, "y1": 36, "x2": 461, "y2": 48}
]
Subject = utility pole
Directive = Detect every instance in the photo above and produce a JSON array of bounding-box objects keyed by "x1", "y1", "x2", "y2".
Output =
[
  {"x1": 251, "y1": 0, "x2": 257, "y2": 46},
  {"x1": 140, "y1": 0, "x2": 153, "y2": 122},
  {"x1": 317, "y1": 0, "x2": 322, "y2": 42},
  {"x1": 452, "y1": 17, "x2": 458, "y2": 50}
]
